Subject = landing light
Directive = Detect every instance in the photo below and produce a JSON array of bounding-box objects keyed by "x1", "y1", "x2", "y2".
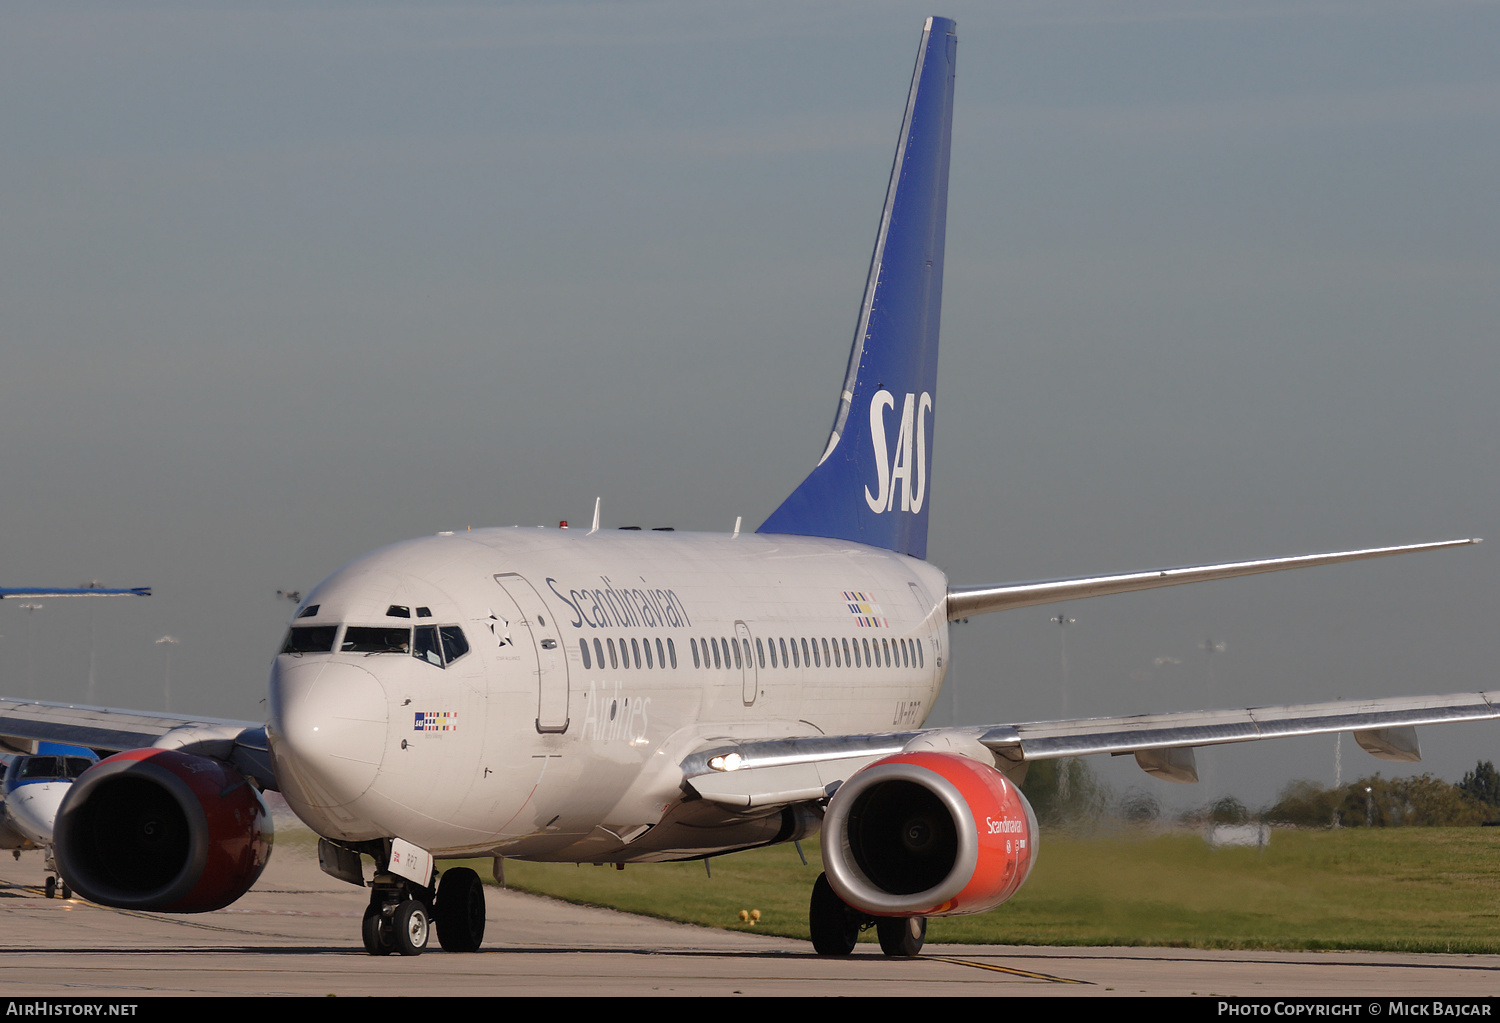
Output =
[{"x1": 709, "y1": 752, "x2": 742, "y2": 772}]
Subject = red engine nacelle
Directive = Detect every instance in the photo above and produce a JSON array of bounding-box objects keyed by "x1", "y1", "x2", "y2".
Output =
[
  {"x1": 54, "y1": 748, "x2": 273, "y2": 913},
  {"x1": 821, "y1": 751, "x2": 1038, "y2": 917}
]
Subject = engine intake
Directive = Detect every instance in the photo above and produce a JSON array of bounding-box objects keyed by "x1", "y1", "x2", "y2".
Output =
[
  {"x1": 822, "y1": 751, "x2": 1037, "y2": 917},
  {"x1": 55, "y1": 748, "x2": 273, "y2": 913}
]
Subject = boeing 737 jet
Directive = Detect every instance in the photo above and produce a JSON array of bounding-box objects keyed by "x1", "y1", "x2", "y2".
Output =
[
  {"x1": 0, "y1": 17, "x2": 1492, "y2": 958},
  {"x1": 0, "y1": 743, "x2": 100, "y2": 899}
]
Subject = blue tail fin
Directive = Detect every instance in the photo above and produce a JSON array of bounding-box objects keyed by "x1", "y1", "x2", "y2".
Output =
[{"x1": 757, "y1": 17, "x2": 956, "y2": 560}]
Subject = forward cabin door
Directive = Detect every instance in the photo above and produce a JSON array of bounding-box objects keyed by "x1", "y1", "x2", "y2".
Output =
[{"x1": 493, "y1": 573, "x2": 571, "y2": 734}]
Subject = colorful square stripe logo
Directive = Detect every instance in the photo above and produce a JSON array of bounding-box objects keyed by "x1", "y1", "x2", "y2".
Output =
[
  {"x1": 414, "y1": 711, "x2": 459, "y2": 731},
  {"x1": 843, "y1": 590, "x2": 888, "y2": 628}
]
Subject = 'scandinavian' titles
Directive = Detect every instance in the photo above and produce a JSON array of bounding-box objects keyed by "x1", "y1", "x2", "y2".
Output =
[{"x1": 548, "y1": 576, "x2": 693, "y2": 630}]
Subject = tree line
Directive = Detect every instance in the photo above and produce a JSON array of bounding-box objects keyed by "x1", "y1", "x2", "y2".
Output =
[{"x1": 1020, "y1": 758, "x2": 1500, "y2": 829}]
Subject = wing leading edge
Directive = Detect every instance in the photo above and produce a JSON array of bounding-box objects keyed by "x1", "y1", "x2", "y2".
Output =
[
  {"x1": 947, "y1": 538, "x2": 1479, "y2": 619},
  {"x1": 683, "y1": 691, "x2": 1500, "y2": 808},
  {"x1": 0, "y1": 697, "x2": 273, "y2": 790}
]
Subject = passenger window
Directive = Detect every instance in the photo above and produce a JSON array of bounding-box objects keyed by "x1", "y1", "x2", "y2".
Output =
[
  {"x1": 607, "y1": 638, "x2": 619, "y2": 670},
  {"x1": 655, "y1": 638, "x2": 665, "y2": 669},
  {"x1": 823, "y1": 638, "x2": 833, "y2": 667},
  {"x1": 580, "y1": 638, "x2": 592, "y2": 670},
  {"x1": 756, "y1": 638, "x2": 765, "y2": 669},
  {"x1": 711, "y1": 638, "x2": 721, "y2": 670},
  {"x1": 621, "y1": 638, "x2": 632, "y2": 669},
  {"x1": 863, "y1": 637, "x2": 872, "y2": 667},
  {"x1": 632, "y1": 638, "x2": 642, "y2": 669},
  {"x1": 594, "y1": 638, "x2": 605, "y2": 669},
  {"x1": 917, "y1": 638, "x2": 924, "y2": 668},
  {"x1": 842, "y1": 638, "x2": 851, "y2": 667},
  {"x1": 667, "y1": 638, "x2": 678, "y2": 668},
  {"x1": 731, "y1": 638, "x2": 742, "y2": 670},
  {"x1": 643, "y1": 638, "x2": 654, "y2": 668},
  {"x1": 691, "y1": 638, "x2": 701, "y2": 668}
]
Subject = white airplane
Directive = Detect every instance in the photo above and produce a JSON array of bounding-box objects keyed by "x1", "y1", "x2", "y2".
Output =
[
  {"x1": 0, "y1": 16, "x2": 1493, "y2": 958},
  {"x1": 0, "y1": 744, "x2": 100, "y2": 899}
]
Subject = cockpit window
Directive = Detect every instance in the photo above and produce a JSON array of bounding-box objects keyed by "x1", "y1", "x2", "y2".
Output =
[
  {"x1": 412, "y1": 625, "x2": 470, "y2": 668},
  {"x1": 296, "y1": 604, "x2": 320, "y2": 619},
  {"x1": 14, "y1": 756, "x2": 94, "y2": 782},
  {"x1": 343, "y1": 626, "x2": 411, "y2": 653},
  {"x1": 414, "y1": 626, "x2": 443, "y2": 666},
  {"x1": 281, "y1": 625, "x2": 338, "y2": 654},
  {"x1": 439, "y1": 626, "x2": 469, "y2": 663}
]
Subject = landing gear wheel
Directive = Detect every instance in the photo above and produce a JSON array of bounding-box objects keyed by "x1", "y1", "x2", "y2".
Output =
[
  {"x1": 876, "y1": 915, "x2": 926, "y2": 957},
  {"x1": 362, "y1": 902, "x2": 396, "y2": 956},
  {"x1": 809, "y1": 873, "x2": 862, "y2": 956},
  {"x1": 393, "y1": 899, "x2": 430, "y2": 956},
  {"x1": 60, "y1": 882, "x2": 69, "y2": 900},
  {"x1": 44, "y1": 876, "x2": 56, "y2": 899},
  {"x1": 436, "y1": 867, "x2": 486, "y2": 953}
]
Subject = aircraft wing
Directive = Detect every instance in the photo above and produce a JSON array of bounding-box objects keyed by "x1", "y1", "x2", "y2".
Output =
[
  {"x1": 947, "y1": 539, "x2": 1479, "y2": 619},
  {"x1": 0, "y1": 586, "x2": 151, "y2": 598},
  {"x1": 681, "y1": 691, "x2": 1500, "y2": 808},
  {"x1": 0, "y1": 697, "x2": 274, "y2": 790}
]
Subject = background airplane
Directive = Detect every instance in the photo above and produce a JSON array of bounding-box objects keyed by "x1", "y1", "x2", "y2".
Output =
[
  {"x1": 0, "y1": 742, "x2": 100, "y2": 899},
  {"x1": 0, "y1": 18, "x2": 1490, "y2": 960}
]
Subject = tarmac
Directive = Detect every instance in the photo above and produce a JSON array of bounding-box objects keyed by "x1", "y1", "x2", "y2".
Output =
[{"x1": 0, "y1": 829, "x2": 1495, "y2": 998}]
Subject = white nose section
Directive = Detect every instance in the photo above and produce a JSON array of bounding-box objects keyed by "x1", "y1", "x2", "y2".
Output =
[
  {"x1": 7, "y1": 782, "x2": 67, "y2": 846},
  {"x1": 269, "y1": 660, "x2": 389, "y2": 811}
]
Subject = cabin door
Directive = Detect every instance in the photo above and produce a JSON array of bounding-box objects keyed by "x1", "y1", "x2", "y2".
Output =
[{"x1": 493, "y1": 573, "x2": 571, "y2": 734}]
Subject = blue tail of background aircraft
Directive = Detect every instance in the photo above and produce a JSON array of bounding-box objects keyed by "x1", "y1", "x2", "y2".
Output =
[{"x1": 758, "y1": 17, "x2": 956, "y2": 561}]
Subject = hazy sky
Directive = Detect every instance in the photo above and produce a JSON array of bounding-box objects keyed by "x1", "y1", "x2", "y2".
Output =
[{"x1": 2, "y1": 0, "x2": 1496, "y2": 810}]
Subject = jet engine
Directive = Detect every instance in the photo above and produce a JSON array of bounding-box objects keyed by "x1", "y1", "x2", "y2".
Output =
[
  {"x1": 820, "y1": 751, "x2": 1038, "y2": 917},
  {"x1": 54, "y1": 748, "x2": 273, "y2": 913}
]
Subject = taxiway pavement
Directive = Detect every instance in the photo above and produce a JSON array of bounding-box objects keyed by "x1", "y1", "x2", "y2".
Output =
[{"x1": 0, "y1": 832, "x2": 1494, "y2": 997}]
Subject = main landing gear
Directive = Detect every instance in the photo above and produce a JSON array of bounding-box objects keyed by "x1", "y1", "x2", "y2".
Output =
[
  {"x1": 360, "y1": 866, "x2": 487, "y2": 956},
  {"x1": 43, "y1": 875, "x2": 70, "y2": 900},
  {"x1": 808, "y1": 872, "x2": 926, "y2": 958}
]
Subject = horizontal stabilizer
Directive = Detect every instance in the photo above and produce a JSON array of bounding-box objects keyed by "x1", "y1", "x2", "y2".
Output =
[{"x1": 947, "y1": 539, "x2": 1479, "y2": 620}]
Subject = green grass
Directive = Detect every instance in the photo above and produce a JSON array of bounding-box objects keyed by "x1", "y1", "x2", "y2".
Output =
[{"x1": 454, "y1": 828, "x2": 1500, "y2": 953}]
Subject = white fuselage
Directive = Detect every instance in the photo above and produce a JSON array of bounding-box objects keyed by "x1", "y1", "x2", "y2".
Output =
[{"x1": 267, "y1": 527, "x2": 949, "y2": 863}]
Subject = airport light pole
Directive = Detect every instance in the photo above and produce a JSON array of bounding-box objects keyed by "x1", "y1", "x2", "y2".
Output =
[
  {"x1": 19, "y1": 603, "x2": 42, "y2": 696},
  {"x1": 156, "y1": 635, "x2": 179, "y2": 711},
  {"x1": 1050, "y1": 613, "x2": 1075, "y2": 718}
]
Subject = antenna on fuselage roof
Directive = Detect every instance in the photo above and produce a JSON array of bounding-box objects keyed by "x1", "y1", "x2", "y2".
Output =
[
  {"x1": 588, "y1": 497, "x2": 601, "y2": 535},
  {"x1": 733, "y1": 516, "x2": 742, "y2": 538}
]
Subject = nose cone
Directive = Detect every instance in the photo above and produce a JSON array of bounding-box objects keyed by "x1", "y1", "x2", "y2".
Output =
[
  {"x1": 6, "y1": 782, "x2": 67, "y2": 846},
  {"x1": 268, "y1": 659, "x2": 389, "y2": 817}
]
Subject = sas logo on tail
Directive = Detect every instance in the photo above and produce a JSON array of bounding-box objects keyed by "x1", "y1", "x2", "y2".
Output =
[{"x1": 864, "y1": 389, "x2": 933, "y2": 515}]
